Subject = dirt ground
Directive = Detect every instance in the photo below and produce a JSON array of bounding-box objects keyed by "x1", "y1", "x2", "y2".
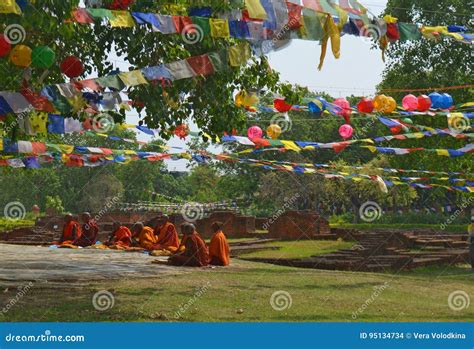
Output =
[{"x1": 0, "y1": 244, "x2": 186, "y2": 287}]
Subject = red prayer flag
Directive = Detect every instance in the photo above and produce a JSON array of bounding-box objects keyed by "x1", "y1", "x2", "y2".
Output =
[{"x1": 187, "y1": 55, "x2": 215, "y2": 76}]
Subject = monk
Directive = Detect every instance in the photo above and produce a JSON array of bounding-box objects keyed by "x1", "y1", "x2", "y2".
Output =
[
  {"x1": 106, "y1": 221, "x2": 132, "y2": 247},
  {"x1": 152, "y1": 215, "x2": 180, "y2": 252},
  {"x1": 133, "y1": 222, "x2": 157, "y2": 250},
  {"x1": 209, "y1": 221, "x2": 230, "y2": 266},
  {"x1": 169, "y1": 223, "x2": 209, "y2": 267},
  {"x1": 58, "y1": 214, "x2": 82, "y2": 245},
  {"x1": 75, "y1": 212, "x2": 99, "y2": 247}
]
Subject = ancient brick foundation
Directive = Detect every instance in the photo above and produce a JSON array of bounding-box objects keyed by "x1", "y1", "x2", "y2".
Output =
[{"x1": 267, "y1": 210, "x2": 331, "y2": 239}]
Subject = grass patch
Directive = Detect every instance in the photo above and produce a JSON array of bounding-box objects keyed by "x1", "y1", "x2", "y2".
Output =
[
  {"x1": 1, "y1": 260, "x2": 472, "y2": 322},
  {"x1": 234, "y1": 240, "x2": 354, "y2": 259},
  {"x1": 0, "y1": 218, "x2": 34, "y2": 232},
  {"x1": 331, "y1": 223, "x2": 468, "y2": 233}
]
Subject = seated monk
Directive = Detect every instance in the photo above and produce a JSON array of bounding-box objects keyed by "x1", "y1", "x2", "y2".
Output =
[
  {"x1": 209, "y1": 221, "x2": 230, "y2": 266},
  {"x1": 75, "y1": 212, "x2": 99, "y2": 247},
  {"x1": 169, "y1": 223, "x2": 209, "y2": 267},
  {"x1": 132, "y1": 222, "x2": 157, "y2": 250},
  {"x1": 57, "y1": 213, "x2": 82, "y2": 245},
  {"x1": 106, "y1": 221, "x2": 132, "y2": 247},
  {"x1": 152, "y1": 215, "x2": 180, "y2": 252}
]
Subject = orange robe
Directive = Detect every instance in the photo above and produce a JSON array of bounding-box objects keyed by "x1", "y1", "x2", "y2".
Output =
[
  {"x1": 112, "y1": 226, "x2": 132, "y2": 247},
  {"x1": 75, "y1": 221, "x2": 99, "y2": 247},
  {"x1": 139, "y1": 226, "x2": 157, "y2": 250},
  {"x1": 153, "y1": 222, "x2": 180, "y2": 252},
  {"x1": 59, "y1": 221, "x2": 82, "y2": 245},
  {"x1": 169, "y1": 233, "x2": 209, "y2": 267},
  {"x1": 209, "y1": 230, "x2": 230, "y2": 266}
]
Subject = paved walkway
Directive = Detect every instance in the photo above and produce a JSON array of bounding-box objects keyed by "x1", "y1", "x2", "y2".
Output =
[{"x1": 0, "y1": 244, "x2": 182, "y2": 286}]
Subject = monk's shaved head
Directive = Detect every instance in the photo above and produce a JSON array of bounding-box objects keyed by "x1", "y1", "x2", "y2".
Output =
[
  {"x1": 81, "y1": 212, "x2": 91, "y2": 221},
  {"x1": 64, "y1": 213, "x2": 73, "y2": 222},
  {"x1": 182, "y1": 223, "x2": 196, "y2": 235},
  {"x1": 212, "y1": 221, "x2": 223, "y2": 232},
  {"x1": 133, "y1": 222, "x2": 144, "y2": 232},
  {"x1": 112, "y1": 221, "x2": 121, "y2": 229}
]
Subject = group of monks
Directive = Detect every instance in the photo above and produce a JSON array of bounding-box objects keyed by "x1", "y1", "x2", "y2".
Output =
[{"x1": 56, "y1": 213, "x2": 230, "y2": 267}]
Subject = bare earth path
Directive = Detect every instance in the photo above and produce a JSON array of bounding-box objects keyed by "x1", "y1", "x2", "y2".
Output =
[{"x1": 0, "y1": 244, "x2": 183, "y2": 286}]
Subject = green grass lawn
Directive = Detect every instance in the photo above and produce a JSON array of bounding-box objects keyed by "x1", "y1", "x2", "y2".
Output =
[
  {"x1": 237, "y1": 240, "x2": 354, "y2": 259},
  {"x1": 1, "y1": 259, "x2": 472, "y2": 322}
]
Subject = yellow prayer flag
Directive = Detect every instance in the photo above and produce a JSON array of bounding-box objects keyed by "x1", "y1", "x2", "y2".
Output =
[
  {"x1": 110, "y1": 11, "x2": 135, "y2": 28},
  {"x1": 0, "y1": 0, "x2": 21, "y2": 14},
  {"x1": 119, "y1": 70, "x2": 148, "y2": 86},
  {"x1": 335, "y1": 5, "x2": 348, "y2": 30},
  {"x1": 124, "y1": 150, "x2": 137, "y2": 155},
  {"x1": 245, "y1": 0, "x2": 268, "y2": 20},
  {"x1": 383, "y1": 15, "x2": 398, "y2": 24},
  {"x1": 281, "y1": 141, "x2": 301, "y2": 152},
  {"x1": 318, "y1": 14, "x2": 340, "y2": 70},
  {"x1": 0, "y1": 138, "x2": 3, "y2": 152},
  {"x1": 118, "y1": 123, "x2": 136, "y2": 129},
  {"x1": 59, "y1": 145, "x2": 74, "y2": 154},
  {"x1": 363, "y1": 146, "x2": 377, "y2": 153},
  {"x1": 228, "y1": 43, "x2": 251, "y2": 67},
  {"x1": 209, "y1": 18, "x2": 230, "y2": 38},
  {"x1": 436, "y1": 149, "x2": 450, "y2": 157},
  {"x1": 29, "y1": 112, "x2": 48, "y2": 134}
]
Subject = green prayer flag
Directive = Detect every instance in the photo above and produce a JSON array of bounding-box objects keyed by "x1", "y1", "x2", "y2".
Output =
[
  {"x1": 302, "y1": 9, "x2": 323, "y2": 41},
  {"x1": 398, "y1": 22, "x2": 422, "y2": 41},
  {"x1": 208, "y1": 50, "x2": 229, "y2": 72},
  {"x1": 96, "y1": 75, "x2": 125, "y2": 90},
  {"x1": 86, "y1": 8, "x2": 114, "y2": 19},
  {"x1": 269, "y1": 139, "x2": 284, "y2": 147},
  {"x1": 191, "y1": 16, "x2": 211, "y2": 36}
]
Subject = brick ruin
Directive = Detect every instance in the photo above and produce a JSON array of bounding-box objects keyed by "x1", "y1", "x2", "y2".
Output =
[{"x1": 266, "y1": 210, "x2": 331, "y2": 239}]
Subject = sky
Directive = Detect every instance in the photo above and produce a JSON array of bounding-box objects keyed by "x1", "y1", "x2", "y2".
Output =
[{"x1": 121, "y1": 0, "x2": 390, "y2": 171}]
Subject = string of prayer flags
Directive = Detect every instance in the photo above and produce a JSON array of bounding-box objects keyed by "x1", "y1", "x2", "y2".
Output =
[
  {"x1": 0, "y1": 43, "x2": 251, "y2": 116},
  {"x1": 67, "y1": 4, "x2": 473, "y2": 54}
]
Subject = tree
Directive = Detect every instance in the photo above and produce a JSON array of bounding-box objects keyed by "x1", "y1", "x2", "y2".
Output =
[
  {"x1": 0, "y1": 1, "x2": 280, "y2": 139},
  {"x1": 378, "y1": 0, "x2": 473, "y2": 208},
  {"x1": 379, "y1": 0, "x2": 473, "y2": 102}
]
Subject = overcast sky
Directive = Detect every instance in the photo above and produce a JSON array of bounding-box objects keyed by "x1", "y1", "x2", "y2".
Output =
[{"x1": 122, "y1": 0, "x2": 389, "y2": 171}]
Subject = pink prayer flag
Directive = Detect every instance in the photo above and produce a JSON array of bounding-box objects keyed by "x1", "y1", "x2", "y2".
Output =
[{"x1": 302, "y1": 0, "x2": 322, "y2": 11}]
